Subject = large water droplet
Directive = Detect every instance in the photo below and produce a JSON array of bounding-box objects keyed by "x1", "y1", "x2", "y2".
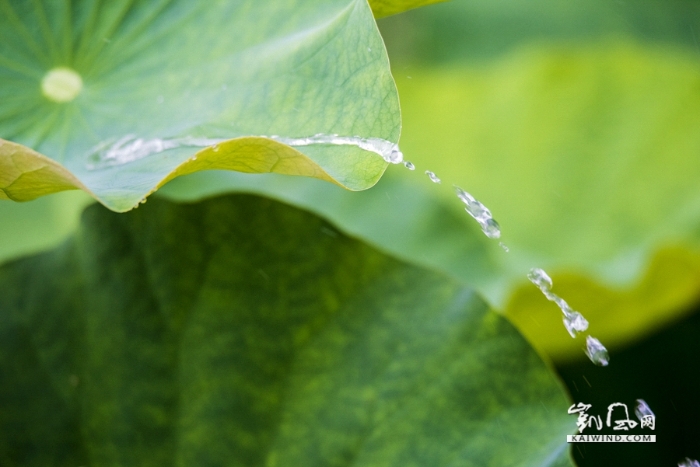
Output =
[
  {"x1": 272, "y1": 134, "x2": 403, "y2": 164},
  {"x1": 425, "y1": 170, "x2": 441, "y2": 184},
  {"x1": 404, "y1": 161, "x2": 415, "y2": 170},
  {"x1": 585, "y1": 336, "x2": 610, "y2": 366}
]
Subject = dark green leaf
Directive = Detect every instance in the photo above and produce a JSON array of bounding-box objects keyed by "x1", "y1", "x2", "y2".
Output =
[{"x1": 0, "y1": 194, "x2": 572, "y2": 466}]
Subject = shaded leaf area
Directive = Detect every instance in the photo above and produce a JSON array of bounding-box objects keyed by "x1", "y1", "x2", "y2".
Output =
[
  {"x1": 557, "y1": 299, "x2": 700, "y2": 466},
  {"x1": 0, "y1": 194, "x2": 573, "y2": 466},
  {"x1": 0, "y1": 0, "x2": 399, "y2": 211},
  {"x1": 368, "y1": 0, "x2": 447, "y2": 19}
]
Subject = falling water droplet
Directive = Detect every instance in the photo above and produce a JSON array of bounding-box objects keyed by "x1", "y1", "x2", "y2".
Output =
[
  {"x1": 527, "y1": 267, "x2": 553, "y2": 292},
  {"x1": 454, "y1": 186, "x2": 501, "y2": 239},
  {"x1": 499, "y1": 242, "x2": 509, "y2": 252},
  {"x1": 679, "y1": 459, "x2": 700, "y2": 467},
  {"x1": 404, "y1": 161, "x2": 415, "y2": 170},
  {"x1": 425, "y1": 170, "x2": 441, "y2": 184},
  {"x1": 585, "y1": 336, "x2": 609, "y2": 366},
  {"x1": 635, "y1": 399, "x2": 654, "y2": 420},
  {"x1": 528, "y1": 267, "x2": 589, "y2": 337},
  {"x1": 562, "y1": 310, "x2": 589, "y2": 337}
]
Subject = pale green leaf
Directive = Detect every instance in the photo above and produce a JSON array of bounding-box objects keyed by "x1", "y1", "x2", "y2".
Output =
[{"x1": 0, "y1": 0, "x2": 399, "y2": 212}]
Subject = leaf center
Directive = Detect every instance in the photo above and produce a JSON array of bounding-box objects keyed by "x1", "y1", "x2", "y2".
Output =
[{"x1": 41, "y1": 67, "x2": 83, "y2": 103}]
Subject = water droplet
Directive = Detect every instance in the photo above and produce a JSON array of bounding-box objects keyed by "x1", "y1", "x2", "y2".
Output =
[
  {"x1": 271, "y1": 135, "x2": 403, "y2": 164},
  {"x1": 679, "y1": 459, "x2": 700, "y2": 467},
  {"x1": 425, "y1": 170, "x2": 441, "y2": 183},
  {"x1": 527, "y1": 267, "x2": 553, "y2": 292},
  {"x1": 635, "y1": 399, "x2": 654, "y2": 420},
  {"x1": 140, "y1": 198, "x2": 147, "y2": 205},
  {"x1": 404, "y1": 161, "x2": 415, "y2": 170},
  {"x1": 454, "y1": 186, "x2": 501, "y2": 239},
  {"x1": 499, "y1": 242, "x2": 509, "y2": 252},
  {"x1": 562, "y1": 310, "x2": 589, "y2": 337},
  {"x1": 212, "y1": 144, "x2": 220, "y2": 152},
  {"x1": 585, "y1": 336, "x2": 609, "y2": 366},
  {"x1": 528, "y1": 267, "x2": 590, "y2": 338},
  {"x1": 481, "y1": 218, "x2": 501, "y2": 238},
  {"x1": 85, "y1": 135, "x2": 227, "y2": 169}
]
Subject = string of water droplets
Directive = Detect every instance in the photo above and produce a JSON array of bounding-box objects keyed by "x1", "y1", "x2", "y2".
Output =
[
  {"x1": 526, "y1": 267, "x2": 608, "y2": 366},
  {"x1": 401, "y1": 158, "x2": 610, "y2": 366}
]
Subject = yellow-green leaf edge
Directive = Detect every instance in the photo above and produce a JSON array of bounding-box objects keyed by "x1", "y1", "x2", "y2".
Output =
[
  {"x1": 368, "y1": 0, "x2": 447, "y2": 18},
  {"x1": 0, "y1": 137, "x2": 371, "y2": 213}
]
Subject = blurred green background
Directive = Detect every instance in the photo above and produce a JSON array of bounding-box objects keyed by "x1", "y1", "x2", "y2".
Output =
[{"x1": 2, "y1": 0, "x2": 700, "y2": 464}]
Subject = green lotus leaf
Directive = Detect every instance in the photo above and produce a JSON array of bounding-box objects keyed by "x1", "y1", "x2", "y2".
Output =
[
  {"x1": 0, "y1": 193, "x2": 573, "y2": 466},
  {"x1": 0, "y1": 0, "x2": 399, "y2": 212}
]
